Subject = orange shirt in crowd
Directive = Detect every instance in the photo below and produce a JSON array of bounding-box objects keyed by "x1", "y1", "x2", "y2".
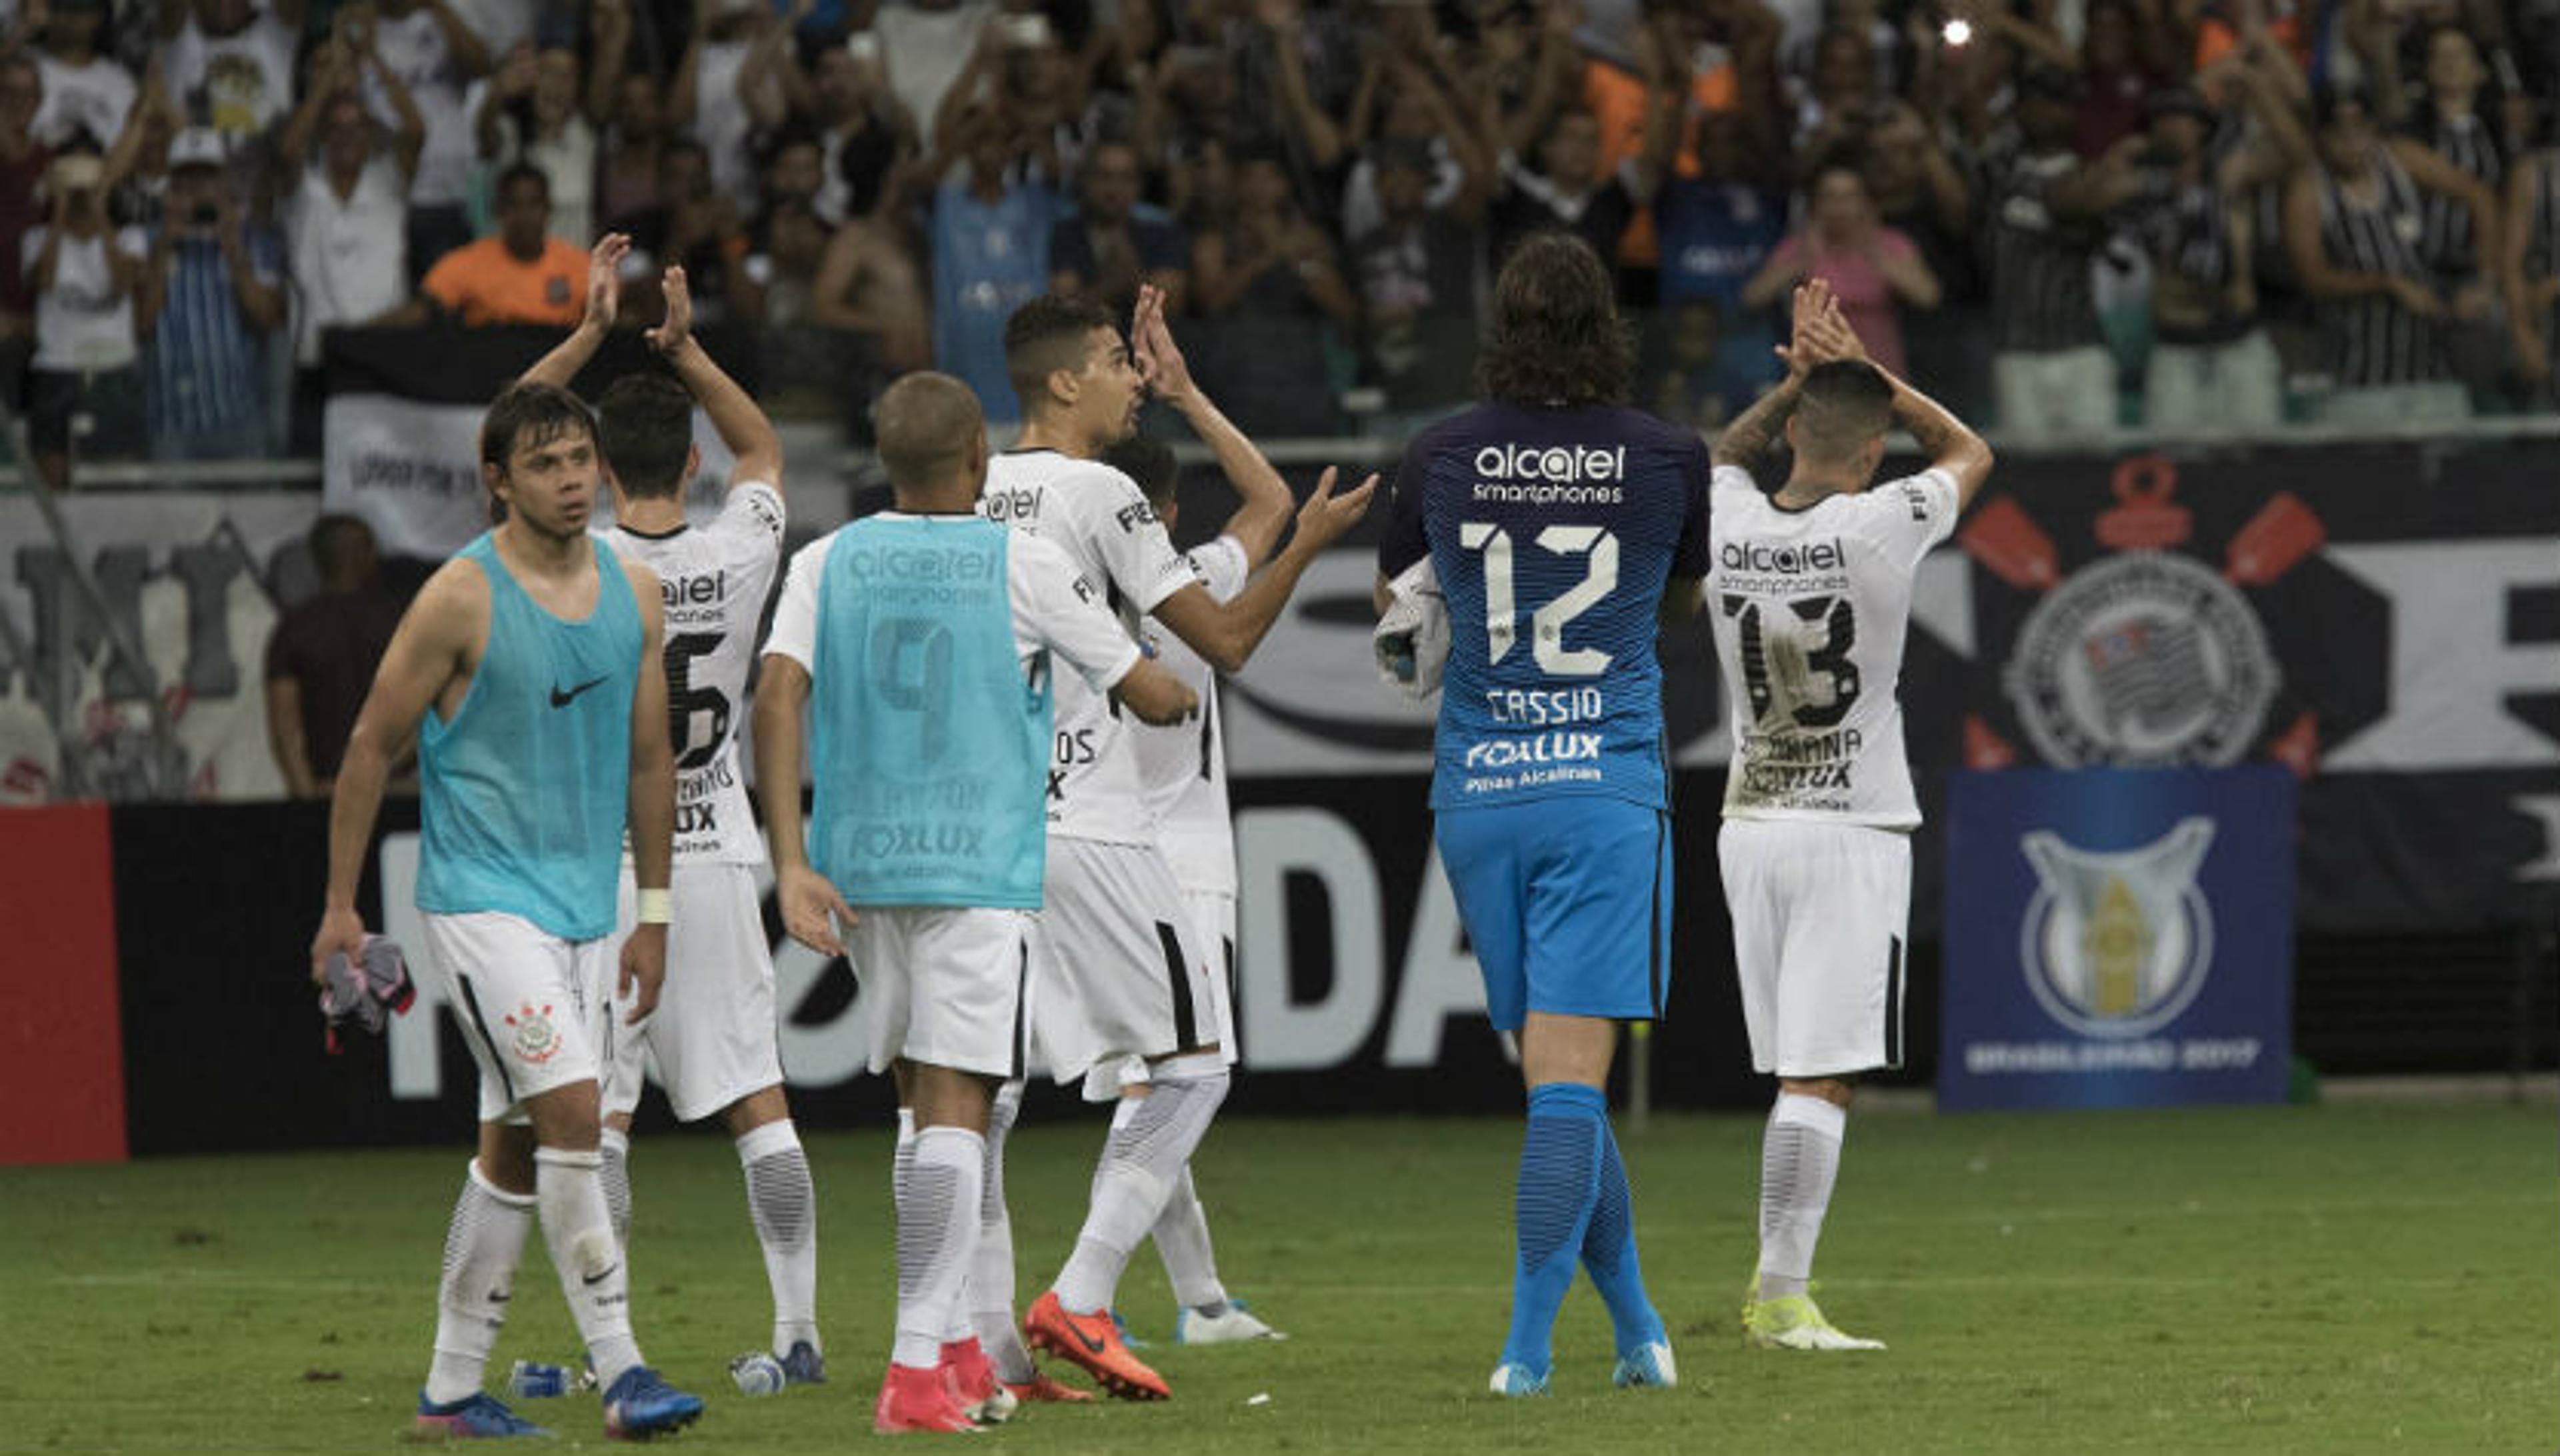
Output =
[
  {"x1": 420, "y1": 236, "x2": 587, "y2": 327},
  {"x1": 1586, "y1": 58, "x2": 1737, "y2": 269}
]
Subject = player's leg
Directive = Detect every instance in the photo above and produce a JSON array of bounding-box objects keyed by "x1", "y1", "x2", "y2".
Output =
[
  {"x1": 875, "y1": 909, "x2": 1027, "y2": 1432},
  {"x1": 1746, "y1": 823, "x2": 1904, "y2": 1352},
  {"x1": 1024, "y1": 843, "x2": 1211, "y2": 1399},
  {"x1": 1559, "y1": 809, "x2": 1676, "y2": 1389},
  {"x1": 1436, "y1": 803, "x2": 1578, "y2": 1395},
  {"x1": 1150, "y1": 894, "x2": 1281, "y2": 1343},
  {"x1": 720, "y1": 1085, "x2": 820, "y2": 1380},
  {"x1": 410, "y1": 913, "x2": 555, "y2": 1437}
]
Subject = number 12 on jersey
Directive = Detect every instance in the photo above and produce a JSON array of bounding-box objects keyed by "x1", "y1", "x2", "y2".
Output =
[{"x1": 1459, "y1": 522, "x2": 1619, "y2": 677}]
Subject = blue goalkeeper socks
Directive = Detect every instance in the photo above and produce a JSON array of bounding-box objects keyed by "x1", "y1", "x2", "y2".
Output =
[
  {"x1": 1581, "y1": 1112, "x2": 1667, "y2": 1357},
  {"x1": 1501, "y1": 1082, "x2": 1606, "y2": 1378}
]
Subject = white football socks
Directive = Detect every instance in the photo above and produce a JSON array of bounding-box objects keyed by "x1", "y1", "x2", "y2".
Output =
[
  {"x1": 971, "y1": 1083, "x2": 1037, "y2": 1382},
  {"x1": 425, "y1": 1161, "x2": 535, "y2": 1405},
  {"x1": 1054, "y1": 1057, "x2": 1229, "y2": 1316},
  {"x1": 1152, "y1": 1165, "x2": 1230, "y2": 1313},
  {"x1": 535, "y1": 1145, "x2": 641, "y2": 1390},
  {"x1": 737, "y1": 1119, "x2": 819, "y2": 1357},
  {"x1": 598, "y1": 1124, "x2": 632, "y2": 1249},
  {"x1": 1757, "y1": 1093, "x2": 1848, "y2": 1301},
  {"x1": 895, "y1": 1127, "x2": 985, "y2": 1370}
]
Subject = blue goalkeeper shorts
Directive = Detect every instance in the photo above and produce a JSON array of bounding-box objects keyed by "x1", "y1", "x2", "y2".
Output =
[{"x1": 1435, "y1": 796, "x2": 1673, "y2": 1032}]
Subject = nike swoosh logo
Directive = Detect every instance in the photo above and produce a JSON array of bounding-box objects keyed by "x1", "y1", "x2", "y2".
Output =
[
  {"x1": 1073, "y1": 1325, "x2": 1107, "y2": 1355},
  {"x1": 582, "y1": 1263, "x2": 620, "y2": 1287},
  {"x1": 550, "y1": 676, "x2": 608, "y2": 709}
]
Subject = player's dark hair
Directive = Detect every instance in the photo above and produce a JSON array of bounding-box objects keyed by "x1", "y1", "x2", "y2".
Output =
[
  {"x1": 873, "y1": 371, "x2": 986, "y2": 491},
  {"x1": 1004, "y1": 294, "x2": 1117, "y2": 411},
  {"x1": 1478, "y1": 233, "x2": 1633, "y2": 408},
  {"x1": 1102, "y1": 435, "x2": 1179, "y2": 509},
  {"x1": 595, "y1": 373, "x2": 695, "y2": 501},
  {"x1": 481, "y1": 383, "x2": 597, "y2": 524},
  {"x1": 1792, "y1": 359, "x2": 1895, "y2": 463}
]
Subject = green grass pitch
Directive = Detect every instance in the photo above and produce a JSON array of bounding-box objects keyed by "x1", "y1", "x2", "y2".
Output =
[{"x1": 3, "y1": 1104, "x2": 2552, "y2": 1454}]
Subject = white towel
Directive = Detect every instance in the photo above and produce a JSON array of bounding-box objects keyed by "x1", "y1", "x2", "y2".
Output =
[{"x1": 1373, "y1": 555, "x2": 1449, "y2": 699}]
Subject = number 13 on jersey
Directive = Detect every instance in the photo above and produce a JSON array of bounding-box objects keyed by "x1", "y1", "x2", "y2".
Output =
[{"x1": 1459, "y1": 522, "x2": 1619, "y2": 677}]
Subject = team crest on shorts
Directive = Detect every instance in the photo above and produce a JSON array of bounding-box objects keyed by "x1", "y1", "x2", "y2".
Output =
[
  {"x1": 505, "y1": 1003, "x2": 562, "y2": 1064},
  {"x1": 2018, "y1": 819, "x2": 2216, "y2": 1039},
  {"x1": 2004, "y1": 551, "x2": 2277, "y2": 767}
]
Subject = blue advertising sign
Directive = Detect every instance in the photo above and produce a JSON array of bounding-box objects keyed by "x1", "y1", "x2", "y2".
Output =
[{"x1": 1939, "y1": 767, "x2": 2296, "y2": 1111}]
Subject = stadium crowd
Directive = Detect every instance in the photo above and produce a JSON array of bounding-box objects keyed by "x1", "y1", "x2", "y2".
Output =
[{"x1": 6, "y1": 0, "x2": 2560, "y2": 485}]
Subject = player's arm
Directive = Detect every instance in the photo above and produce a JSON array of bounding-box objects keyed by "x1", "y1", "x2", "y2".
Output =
[
  {"x1": 518, "y1": 234, "x2": 628, "y2": 391},
  {"x1": 753, "y1": 545, "x2": 856, "y2": 955},
  {"x1": 1028, "y1": 539, "x2": 1201, "y2": 725},
  {"x1": 620, "y1": 559, "x2": 675, "y2": 1022},
  {"x1": 311, "y1": 561, "x2": 484, "y2": 983},
  {"x1": 1149, "y1": 465, "x2": 1379, "y2": 675},
  {"x1": 1709, "y1": 375, "x2": 1803, "y2": 471},
  {"x1": 1131, "y1": 283, "x2": 1289, "y2": 566},
  {"x1": 649, "y1": 263, "x2": 783, "y2": 493}
]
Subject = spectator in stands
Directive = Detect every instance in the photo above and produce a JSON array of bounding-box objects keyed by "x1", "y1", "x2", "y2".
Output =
[
  {"x1": 595, "y1": 67, "x2": 668, "y2": 228},
  {"x1": 359, "y1": 0, "x2": 491, "y2": 286},
  {"x1": 611, "y1": 137, "x2": 747, "y2": 326},
  {"x1": 2129, "y1": 62, "x2": 2307, "y2": 433},
  {"x1": 2072, "y1": 0, "x2": 2173, "y2": 159},
  {"x1": 1190, "y1": 141, "x2": 1355, "y2": 434},
  {"x1": 285, "y1": 72, "x2": 421, "y2": 451},
  {"x1": 1050, "y1": 137, "x2": 1188, "y2": 317},
  {"x1": 1643, "y1": 295, "x2": 1761, "y2": 429},
  {"x1": 2503, "y1": 112, "x2": 2560, "y2": 400},
  {"x1": 1653, "y1": 106, "x2": 1791, "y2": 403},
  {"x1": 158, "y1": 0, "x2": 300, "y2": 151},
  {"x1": 734, "y1": 125, "x2": 827, "y2": 325},
  {"x1": 809, "y1": 205, "x2": 931, "y2": 428},
  {"x1": 921, "y1": 97, "x2": 1056, "y2": 420},
  {"x1": 1741, "y1": 161, "x2": 1939, "y2": 377},
  {"x1": 675, "y1": 0, "x2": 789, "y2": 202},
  {"x1": 873, "y1": 0, "x2": 995, "y2": 150},
  {"x1": 21, "y1": 143, "x2": 151, "y2": 491},
  {"x1": 1338, "y1": 35, "x2": 1493, "y2": 245},
  {"x1": 31, "y1": 0, "x2": 134, "y2": 150},
  {"x1": 399, "y1": 161, "x2": 584, "y2": 326},
  {"x1": 1487, "y1": 101, "x2": 1650, "y2": 277},
  {"x1": 142, "y1": 127, "x2": 284, "y2": 461},
  {"x1": 1981, "y1": 66, "x2": 2138, "y2": 440},
  {"x1": 471, "y1": 38, "x2": 608, "y2": 248},
  {"x1": 0, "y1": 53, "x2": 48, "y2": 412},
  {"x1": 265, "y1": 513, "x2": 403, "y2": 800},
  {"x1": 103, "y1": 71, "x2": 186, "y2": 231},
  {"x1": 2399, "y1": 26, "x2": 2513, "y2": 391},
  {"x1": 2283, "y1": 85, "x2": 2485, "y2": 425},
  {"x1": 793, "y1": 31, "x2": 913, "y2": 225},
  {"x1": 1350, "y1": 137, "x2": 1481, "y2": 411}
]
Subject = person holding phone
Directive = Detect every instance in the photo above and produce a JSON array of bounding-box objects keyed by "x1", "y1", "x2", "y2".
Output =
[
  {"x1": 20, "y1": 142, "x2": 149, "y2": 491},
  {"x1": 143, "y1": 126, "x2": 284, "y2": 464}
]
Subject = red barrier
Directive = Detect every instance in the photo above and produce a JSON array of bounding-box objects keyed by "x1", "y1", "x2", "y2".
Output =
[{"x1": 0, "y1": 804, "x2": 126, "y2": 1164}]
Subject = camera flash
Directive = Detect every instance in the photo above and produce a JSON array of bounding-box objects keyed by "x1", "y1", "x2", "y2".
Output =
[{"x1": 1942, "y1": 17, "x2": 1974, "y2": 45}]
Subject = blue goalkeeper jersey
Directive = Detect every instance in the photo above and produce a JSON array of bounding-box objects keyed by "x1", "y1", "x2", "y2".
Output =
[{"x1": 1379, "y1": 401, "x2": 1712, "y2": 813}]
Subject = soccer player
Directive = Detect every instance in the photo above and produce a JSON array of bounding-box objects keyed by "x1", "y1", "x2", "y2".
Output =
[
  {"x1": 515, "y1": 238, "x2": 822, "y2": 1387},
  {"x1": 1103, "y1": 425, "x2": 1291, "y2": 1347},
  {"x1": 1373, "y1": 232, "x2": 1703, "y2": 1397},
  {"x1": 974, "y1": 287, "x2": 1374, "y2": 1400},
  {"x1": 1705, "y1": 281, "x2": 1995, "y2": 1350},
  {"x1": 308, "y1": 383, "x2": 704, "y2": 1439},
  {"x1": 751, "y1": 371, "x2": 1195, "y2": 1432}
]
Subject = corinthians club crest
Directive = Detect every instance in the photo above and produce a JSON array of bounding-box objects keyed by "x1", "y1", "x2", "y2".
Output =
[{"x1": 2019, "y1": 819, "x2": 2217, "y2": 1039}]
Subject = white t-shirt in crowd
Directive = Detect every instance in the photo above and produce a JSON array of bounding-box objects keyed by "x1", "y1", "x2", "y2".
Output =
[
  {"x1": 164, "y1": 13, "x2": 299, "y2": 140},
  {"x1": 289, "y1": 157, "x2": 411, "y2": 365},
  {"x1": 369, "y1": 8, "x2": 480, "y2": 206},
  {"x1": 22, "y1": 225, "x2": 148, "y2": 371},
  {"x1": 32, "y1": 52, "x2": 135, "y2": 149}
]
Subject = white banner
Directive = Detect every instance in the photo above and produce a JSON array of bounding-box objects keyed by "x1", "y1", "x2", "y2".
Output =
[
  {"x1": 0, "y1": 493, "x2": 326, "y2": 803},
  {"x1": 321, "y1": 393, "x2": 490, "y2": 559}
]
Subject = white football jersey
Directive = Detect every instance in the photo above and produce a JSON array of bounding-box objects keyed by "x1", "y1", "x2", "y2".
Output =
[
  {"x1": 979, "y1": 449, "x2": 1200, "y2": 846},
  {"x1": 1133, "y1": 536, "x2": 1248, "y2": 896},
  {"x1": 602, "y1": 481, "x2": 785, "y2": 864},
  {"x1": 1705, "y1": 464, "x2": 1959, "y2": 829}
]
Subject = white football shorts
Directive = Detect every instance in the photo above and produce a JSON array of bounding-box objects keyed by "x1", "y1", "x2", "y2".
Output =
[
  {"x1": 1719, "y1": 818, "x2": 1913, "y2": 1079},
  {"x1": 603, "y1": 862, "x2": 786, "y2": 1123},
  {"x1": 847, "y1": 905, "x2": 1033, "y2": 1081},
  {"x1": 422, "y1": 910, "x2": 611, "y2": 1123},
  {"x1": 1031, "y1": 837, "x2": 1217, "y2": 1086},
  {"x1": 1079, "y1": 887, "x2": 1241, "y2": 1101}
]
